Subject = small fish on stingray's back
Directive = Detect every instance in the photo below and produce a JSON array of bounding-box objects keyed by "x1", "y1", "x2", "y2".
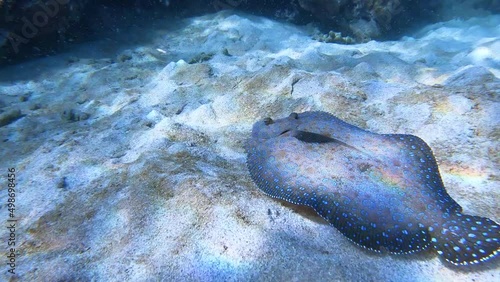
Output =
[{"x1": 245, "y1": 111, "x2": 500, "y2": 266}]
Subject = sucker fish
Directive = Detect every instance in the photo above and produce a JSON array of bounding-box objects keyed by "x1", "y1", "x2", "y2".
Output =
[{"x1": 245, "y1": 111, "x2": 499, "y2": 266}]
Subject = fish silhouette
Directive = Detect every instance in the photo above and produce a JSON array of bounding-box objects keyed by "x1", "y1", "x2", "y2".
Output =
[{"x1": 246, "y1": 111, "x2": 499, "y2": 266}]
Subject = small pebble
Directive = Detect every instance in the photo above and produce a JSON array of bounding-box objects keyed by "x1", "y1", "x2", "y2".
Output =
[{"x1": 57, "y1": 177, "x2": 67, "y2": 189}]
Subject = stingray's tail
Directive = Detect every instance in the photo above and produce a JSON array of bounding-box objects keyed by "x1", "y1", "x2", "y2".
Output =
[{"x1": 430, "y1": 213, "x2": 499, "y2": 265}]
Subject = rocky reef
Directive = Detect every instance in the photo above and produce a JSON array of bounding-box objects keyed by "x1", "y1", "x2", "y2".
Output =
[{"x1": 0, "y1": 0, "x2": 498, "y2": 63}]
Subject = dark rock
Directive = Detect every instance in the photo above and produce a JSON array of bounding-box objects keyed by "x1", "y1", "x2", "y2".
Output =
[
  {"x1": 189, "y1": 52, "x2": 214, "y2": 64},
  {"x1": 0, "y1": 109, "x2": 24, "y2": 127},
  {"x1": 20, "y1": 92, "x2": 32, "y2": 102},
  {"x1": 62, "y1": 109, "x2": 90, "y2": 122},
  {"x1": 117, "y1": 53, "x2": 133, "y2": 63},
  {"x1": 29, "y1": 103, "x2": 43, "y2": 110},
  {"x1": 57, "y1": 177, "x2": 67, "y2": 189}
]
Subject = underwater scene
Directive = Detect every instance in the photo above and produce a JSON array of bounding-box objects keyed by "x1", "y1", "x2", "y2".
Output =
[{"x1": 0, "y1": 0, "x2": 499, "y2": 281}]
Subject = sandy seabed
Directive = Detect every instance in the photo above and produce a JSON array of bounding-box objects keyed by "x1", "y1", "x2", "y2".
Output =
[{"x1": 0, "y1": 10, "x2": 499, "y2": 281}]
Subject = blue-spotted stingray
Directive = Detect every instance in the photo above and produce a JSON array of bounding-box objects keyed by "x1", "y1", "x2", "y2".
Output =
[{"x1": 246, "y1": 111, "x2": 499, "y2": 266}]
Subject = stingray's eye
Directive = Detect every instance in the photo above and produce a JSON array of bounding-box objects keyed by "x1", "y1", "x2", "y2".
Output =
[
  {"x1": 263, "y1": 117, "x2": 274, "y2": 125},
  {"x1": 289, "y1": 112, "x2": 298, "y2": 119}
]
